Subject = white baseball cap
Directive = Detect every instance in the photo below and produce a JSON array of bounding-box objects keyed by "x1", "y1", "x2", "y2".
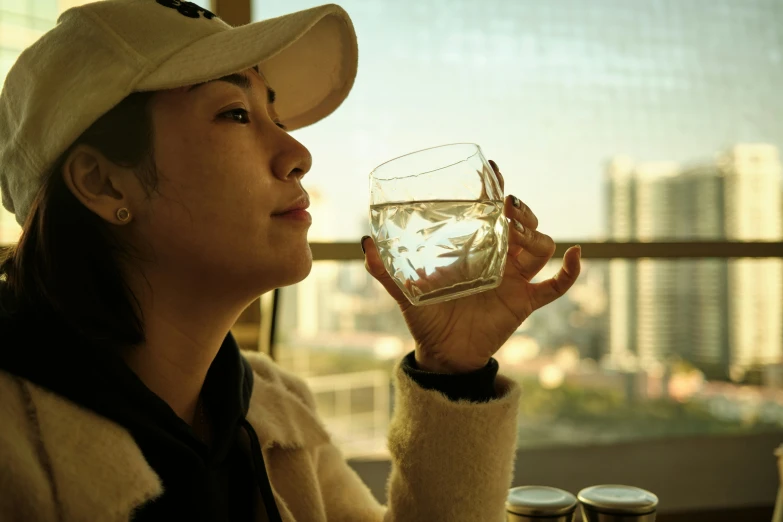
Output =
[{"x1": 0, "y1": 0, "x2": 358, "y2": 226}]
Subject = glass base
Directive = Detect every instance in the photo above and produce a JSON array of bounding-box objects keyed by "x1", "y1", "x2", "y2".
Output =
[{"x1": 406, "y1": 275, "x2": 502, "y2": 306}]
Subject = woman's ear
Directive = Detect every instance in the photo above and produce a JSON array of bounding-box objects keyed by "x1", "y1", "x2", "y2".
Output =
[{"x1": 61, "y1": 144, "x2": 137, "y2": 224}]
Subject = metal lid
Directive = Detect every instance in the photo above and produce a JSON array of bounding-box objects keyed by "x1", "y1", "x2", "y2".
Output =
[
  {"x1": 578, "y1": 485, "x2": 659, "y2": 515},
  {"x1": 506, "y1": 486, "x2": 578, "y2": 516}
]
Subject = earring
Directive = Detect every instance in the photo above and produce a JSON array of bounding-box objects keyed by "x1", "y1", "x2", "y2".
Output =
[{"x1": 116, "y1": 208, "x2": 131, "y2": 222}]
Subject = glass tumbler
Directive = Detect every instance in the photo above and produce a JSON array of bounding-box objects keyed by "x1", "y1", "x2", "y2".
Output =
[{"x1": 369, "y1": 143, "x2": 508, "y2": 306}]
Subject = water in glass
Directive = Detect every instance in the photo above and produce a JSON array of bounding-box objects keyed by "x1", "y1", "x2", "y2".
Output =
[{"x1": 370, "y1": 199, "x2": 508, "y2": 305}]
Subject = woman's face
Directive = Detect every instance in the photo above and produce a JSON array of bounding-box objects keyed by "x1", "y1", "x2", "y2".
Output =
[{"x1": 131, "y1": 67, "x2": 313, "y2": 296}]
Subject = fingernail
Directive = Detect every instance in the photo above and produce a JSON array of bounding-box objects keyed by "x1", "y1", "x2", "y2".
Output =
[
  {"x1": 360, "y1": 235, "x2": 371, "y2": 254},
  {"x1": 513, "y1": 219, "x2": 525, "y2": 233},
  {"x1": 510, "y1": 195, "x2": 521, "y2": 208},
  {"x1": 575, "y1": 245, "x2": 582, "y2": 258}
]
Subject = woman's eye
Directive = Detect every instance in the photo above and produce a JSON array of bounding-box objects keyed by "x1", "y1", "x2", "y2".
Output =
[
  {"x1": 220, "y1": 108, "x2": 251, "y2": 124},
  {"x1": 275, "y1": 121, "x2": 287, "y2": 130}
]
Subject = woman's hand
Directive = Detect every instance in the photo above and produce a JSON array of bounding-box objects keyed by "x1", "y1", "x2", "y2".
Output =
[{"x1": 362, "y1": 161, "x2": 581, "y2": 374}]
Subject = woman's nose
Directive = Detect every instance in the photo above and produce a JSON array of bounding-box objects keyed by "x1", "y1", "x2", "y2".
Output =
[{"x1": 272, "y1": 130, "x2": 312, "y2": 181}]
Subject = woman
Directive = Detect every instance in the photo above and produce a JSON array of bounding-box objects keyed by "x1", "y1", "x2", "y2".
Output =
[{"x1": 0, "y1": 1, "x2": 581, "y2": 521}]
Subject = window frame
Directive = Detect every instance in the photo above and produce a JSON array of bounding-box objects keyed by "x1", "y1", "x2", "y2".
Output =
[{"x1": 309, "y1": 241, "x2": 783, "y2": 261}]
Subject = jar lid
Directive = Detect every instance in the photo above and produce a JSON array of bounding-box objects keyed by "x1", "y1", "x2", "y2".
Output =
[
  {"x1": 578, "y1": 485, "x2": 659, "y2": 515},
  {"x1": 506, "y1": 486, "x2": 578, "y2": 516}
]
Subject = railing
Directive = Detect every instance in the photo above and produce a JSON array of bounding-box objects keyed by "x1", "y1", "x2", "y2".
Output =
[
  {"x1": 304, "y1": 370, "x2": 391, "y2": 458},
  {"x1": 310, "y1": 241, "x2": 783, "y2": 261}
]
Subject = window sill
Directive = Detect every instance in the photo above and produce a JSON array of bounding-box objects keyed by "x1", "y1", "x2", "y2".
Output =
[{"x1": 348, "y1": 430, "x2": 782, "y2": 514}]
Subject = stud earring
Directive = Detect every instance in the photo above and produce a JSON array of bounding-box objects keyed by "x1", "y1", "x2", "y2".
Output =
[{"x1": 116, "y1": 208, "x2": 131, "y2": 222}]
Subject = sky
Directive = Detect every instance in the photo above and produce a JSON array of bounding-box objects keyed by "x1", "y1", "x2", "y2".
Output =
[{"x1": 244, "y1": 0, "x2": 783, "y2": 241}]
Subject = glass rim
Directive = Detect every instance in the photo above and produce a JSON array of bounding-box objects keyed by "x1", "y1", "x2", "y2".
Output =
[{"x1": 369, "y1": 142, "x2": 481, "y2": 181}]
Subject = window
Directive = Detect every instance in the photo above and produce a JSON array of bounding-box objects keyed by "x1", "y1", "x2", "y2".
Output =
[{"x1": 254, "y1": 0, "x2": 783, "y2": 513}]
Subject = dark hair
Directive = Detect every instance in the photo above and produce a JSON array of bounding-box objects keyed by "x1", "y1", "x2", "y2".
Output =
[{"x1": 0, "y1": 91, "x2": 158, "y2": 349}]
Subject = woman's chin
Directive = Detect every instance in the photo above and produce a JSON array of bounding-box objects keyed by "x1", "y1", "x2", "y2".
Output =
[
  {"x1": 287, "y1": 259, "x2": 313, "y2": 286},
  {"x1": 230, "y1": 244, "x2": 313, "y2": 293},
  {"x1": 269, "y1": 251, "x2": 313, "y2": 288}
]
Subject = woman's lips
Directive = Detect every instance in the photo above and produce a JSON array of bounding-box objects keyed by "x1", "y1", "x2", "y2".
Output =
[{"x1": 273, "y1": 209, "x2": 312, "y2": 223}]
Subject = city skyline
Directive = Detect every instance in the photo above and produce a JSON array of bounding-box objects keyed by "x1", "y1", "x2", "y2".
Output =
[{"x1": 607, "y1": 144, "x2": 783, "y2": 378}]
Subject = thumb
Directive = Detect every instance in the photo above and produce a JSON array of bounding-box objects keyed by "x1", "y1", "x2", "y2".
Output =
[{"x1": 361, "y1": 236, "x2": 409, "y2": 307}]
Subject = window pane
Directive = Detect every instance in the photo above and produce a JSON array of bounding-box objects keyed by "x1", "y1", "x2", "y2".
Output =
[
  {"x1": 253, "y1": 0, "x2": 783, "y2": 241},
  {"x1": 276, "y1": 259, "x2": 783, "y2": 458},
  {"x1": 188, "y1": 0, "x2": 211, "y2": 10},
  {"x1": 30, "y1": 0, "x2": 57, "y2": 21}
]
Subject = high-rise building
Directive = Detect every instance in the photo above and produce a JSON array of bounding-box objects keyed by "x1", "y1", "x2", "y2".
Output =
[
  {"x1": 607, "y1": 160, "x2": 686, "y2": 369},
  {"x1": 606, "y1": 158, "x2": 637, "y2": 369},
  {"x1": 607, "y1": 144, "x2": 783, "y2": 377},
  {"x1": 722, "y1": 145, "x2": 783, "y2": 370},
  {"x1": 677, "y1": 165, "x2": 732, "y2": 373}
]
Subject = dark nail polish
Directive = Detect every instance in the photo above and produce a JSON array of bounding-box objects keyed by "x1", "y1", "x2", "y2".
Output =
[
  {"x1": 360, "y1": 235, "x2": 371, "y2": 254},
  {"x1": 511, "y1": 195, "x2": 521, "y2": 208}
]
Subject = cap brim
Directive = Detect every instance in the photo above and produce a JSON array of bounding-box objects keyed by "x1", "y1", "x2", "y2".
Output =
[{"x1": 137, "y1": 4, "x2": 357, "y2": 131}]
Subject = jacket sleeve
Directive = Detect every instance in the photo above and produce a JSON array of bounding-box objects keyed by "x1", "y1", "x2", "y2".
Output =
[{"x1": 316, "y1": 357, "x2": 521, "y2": 522}]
